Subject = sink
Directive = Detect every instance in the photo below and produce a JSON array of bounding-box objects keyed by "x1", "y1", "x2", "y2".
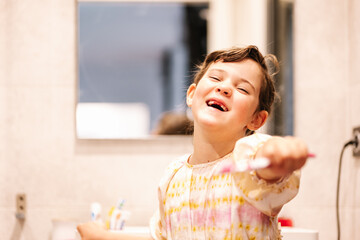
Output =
[
  {"x1": 121, "y1": 226, "x2": 318, "y2": 240},
  {"x1": 120, "y1": 226, "x2": 150, "y2": 236},
  {"x1": 281, "y1": 227, "x2": 319, "y2": 240}
]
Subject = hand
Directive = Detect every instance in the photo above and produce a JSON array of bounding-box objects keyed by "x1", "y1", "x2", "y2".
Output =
[
  {"x1": 77, "y1": 221, "x2": 108, "y2": 240},
  {"x1": 255, "y1": 136, "x2": 309, "y2": 182}
]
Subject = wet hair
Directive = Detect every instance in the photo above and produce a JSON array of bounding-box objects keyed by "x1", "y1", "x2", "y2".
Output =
[{"x1": 192, "y1": 45, "x2": 279, "y2": 135}]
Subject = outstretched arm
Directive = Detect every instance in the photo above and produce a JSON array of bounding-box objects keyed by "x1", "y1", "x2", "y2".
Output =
[
  {"x1": 77, "y1": 222, "x2": 153, "y2": 240},
  {"x1": 255, "y1": 136, "x2": 309, "y2": 182}
]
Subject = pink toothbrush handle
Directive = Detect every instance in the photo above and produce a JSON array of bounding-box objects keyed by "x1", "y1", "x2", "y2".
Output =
[{"x1": 308, "y1": 153, "x2": 316, "y2": 158}]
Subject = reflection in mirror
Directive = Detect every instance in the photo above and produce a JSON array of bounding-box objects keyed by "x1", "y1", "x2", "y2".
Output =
[
  {"x1": 152, "y1": 111, "x2": 194, "y2": 136},
  {"x1": 76, "y1": 2, "x2": 208, "y2": 139}
]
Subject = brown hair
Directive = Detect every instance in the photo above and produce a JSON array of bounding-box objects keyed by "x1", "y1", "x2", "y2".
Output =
[
  {"x1": 193, "y1": 45, "x2": 279, "y2": 135},
  {"x1": 154, "y1": 112, "x2": 194, "y2": 135}
]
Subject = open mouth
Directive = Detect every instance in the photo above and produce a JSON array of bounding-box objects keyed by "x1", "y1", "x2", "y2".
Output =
[{"x1": 206, "y1": 100, "x2": 228, "y2": 112}]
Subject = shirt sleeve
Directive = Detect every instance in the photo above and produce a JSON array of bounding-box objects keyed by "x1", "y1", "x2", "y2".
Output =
[
  {"x1": 233, "y1": 133, "x2": 301, "y2": 217},
  {"x1": 149, "y1": 155, "x2": 188, "y2": 240},
  {"x1": 149, "y1": 208, "x2": 166, "y2": 240}
]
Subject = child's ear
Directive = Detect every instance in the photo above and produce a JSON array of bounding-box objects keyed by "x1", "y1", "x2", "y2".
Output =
[
  {"x1": 247, "y1": 110, "x2": 268, "y2": 131},
  {"x1": 186, "y1": 83, "x2": 197, "y2": 107}
]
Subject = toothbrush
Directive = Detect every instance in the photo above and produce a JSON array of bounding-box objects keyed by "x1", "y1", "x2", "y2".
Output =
[
  {"x1": 220, "y1": 153, "x2": 316, "y2": 174},
  {"x1": 110, "y1": 198, "x2": 126, "y2": 230},
  {"x1": 220, "y1": 157, "x2": 270, "y2": 174},
  {"x1": 308, "y1": 153, "x2": 316, "y2": 158},
  {"x1": 117, "y1": 199, "x2": 125, "y2": 210}
]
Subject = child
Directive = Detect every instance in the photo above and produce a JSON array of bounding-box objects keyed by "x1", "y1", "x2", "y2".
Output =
[{"x1": 77, "y1": 45, "x2": 309, "y2": 240}]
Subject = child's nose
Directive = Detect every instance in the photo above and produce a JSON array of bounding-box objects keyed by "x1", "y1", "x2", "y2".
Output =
[{"x1": 216, "y1": 84, "x2": 232, "y2": 96}]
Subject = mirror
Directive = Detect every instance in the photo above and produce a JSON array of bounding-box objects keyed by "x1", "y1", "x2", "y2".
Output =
[{"x1": 76, "y1": 1, "x2": 208, "y2": 139}]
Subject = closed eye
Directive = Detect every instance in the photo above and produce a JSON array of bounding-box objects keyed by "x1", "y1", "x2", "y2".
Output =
[
  {"x1": 210, "y1": 76, "x2": 220, "y2": 81},
  {"x1": 237, "y1": 88, "x2": 249, "y2": 94}
]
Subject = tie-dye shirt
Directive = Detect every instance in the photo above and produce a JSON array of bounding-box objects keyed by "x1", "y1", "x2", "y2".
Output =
[{"x1": 150, "y1": 133, "x2": 300, "y2": 240}]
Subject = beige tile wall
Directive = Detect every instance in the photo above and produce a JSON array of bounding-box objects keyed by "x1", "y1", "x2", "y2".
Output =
[
  {"x1": 1, "y1": 0, "x2": 360, "y2": 239},
  {"x1": 279, "y1": 0, "x2": 360, "y2": 239},
  {"x1": 0, "y1": 1, "x2": 192, "y2": 239}
]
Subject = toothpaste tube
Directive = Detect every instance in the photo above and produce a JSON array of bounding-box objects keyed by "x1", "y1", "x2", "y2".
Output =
[{"x1": 90, "y1": 202, "x2": 102, "y2": 222}]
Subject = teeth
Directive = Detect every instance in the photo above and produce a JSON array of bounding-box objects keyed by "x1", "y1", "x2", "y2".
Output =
[{"x1": 208, "y1": 100, "x2": 228, "y2": 111}]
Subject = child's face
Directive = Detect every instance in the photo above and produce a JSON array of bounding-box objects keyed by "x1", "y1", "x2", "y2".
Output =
[{"x1": 187, "y1": 59, "x2": 268, "y2": 138}]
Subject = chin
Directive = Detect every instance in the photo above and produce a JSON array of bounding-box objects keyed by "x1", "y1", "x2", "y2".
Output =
[{"x1": 196, "y1": 115, "x2": 227, "y2": 130}]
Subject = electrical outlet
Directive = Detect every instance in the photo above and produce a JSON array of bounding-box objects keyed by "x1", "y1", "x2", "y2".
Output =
[
  {"x1": 15, "y1": 193, "x2": 26, "y2": 220},
  {"x1": 353, "y1": 126, "x2": 360, "y2": 157}
]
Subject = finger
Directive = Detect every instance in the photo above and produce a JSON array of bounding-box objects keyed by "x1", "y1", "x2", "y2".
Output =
[{"x1": 76, "y1": 224, "x2": 83, "y2": 236}]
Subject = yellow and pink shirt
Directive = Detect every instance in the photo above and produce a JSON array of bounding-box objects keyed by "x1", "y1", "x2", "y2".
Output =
[{"x1": 150, "y1": 133, "x2": 300, "y2": 240}]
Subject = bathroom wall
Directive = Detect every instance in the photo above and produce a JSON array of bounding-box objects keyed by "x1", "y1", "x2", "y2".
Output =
[
  {"x1": 279, "y1": 0, "x2": 360, "y2": 239},
  {"x1": 1, "y1": 0, "x2": 360, "y2": 240},
  {"x1": 0, "y1": 1, "x2": 192, "y2": 239}
]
